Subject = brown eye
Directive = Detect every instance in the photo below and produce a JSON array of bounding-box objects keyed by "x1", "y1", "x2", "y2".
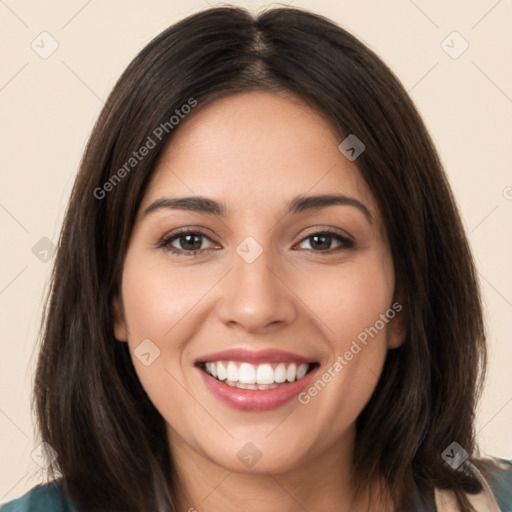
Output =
[
  {"x1": 159, "y1": 231, "x2": 215, "y2": 255},
  {"x1": 297, "y1": 230, "x2": 354, "y2": 252}
]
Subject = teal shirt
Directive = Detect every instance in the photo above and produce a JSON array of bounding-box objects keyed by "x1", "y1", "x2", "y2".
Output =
[
  {"x1": 491, "y1": 458, "x2": 512, "y2": 511},
  {"x1": 2, "y1": 459, "x2": 512, "y2": 511},
  {"x1": 0, "y1": 481, "x2": 75, "y2": 512}
]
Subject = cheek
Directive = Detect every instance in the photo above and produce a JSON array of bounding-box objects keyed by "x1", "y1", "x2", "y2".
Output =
[
  {"x1": 119, "y1": 261, "x2": 202, "y2": 435},
  {"x1": 306, "y1": 256, "x2": 394, "y2": 349},
  {"x1": 121, "y1": 258, "x2": 204, "y2": 345},
  {"x1": 119, "y1": 256, "x2": 197, "y2": 400},
  {"x1": 296, "y1": 256, "x2": 394, "y2": 422}
]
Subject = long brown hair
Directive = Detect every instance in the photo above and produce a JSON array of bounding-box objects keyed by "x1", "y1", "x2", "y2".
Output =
[{"x1": 34, "y1": 6, "x2": 494, "y2": 511}]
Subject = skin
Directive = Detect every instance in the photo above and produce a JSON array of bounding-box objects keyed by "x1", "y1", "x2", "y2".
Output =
[{"x1": 113, "y1": 90, "x2": 407, "y2": 512}]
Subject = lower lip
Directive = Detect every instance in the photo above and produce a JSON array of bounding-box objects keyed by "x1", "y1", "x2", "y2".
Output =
[{"x1": 197, "y1": 365, "x2": 319, "y2": 412}]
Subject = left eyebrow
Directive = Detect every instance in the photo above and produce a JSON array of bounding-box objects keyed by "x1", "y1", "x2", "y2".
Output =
[
  {"x1": 287, "y1": 194, "x2": 372, "y2": 223},
  {"x1": 142, "y1": 193, "x2": 372, "y2": 224}
]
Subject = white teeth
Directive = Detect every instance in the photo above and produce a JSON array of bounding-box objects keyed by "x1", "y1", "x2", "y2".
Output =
[
  {"x1": 286, "y1": 363, "x2": 297, "y2": 382},
  {"x1": 297, "y1": 363, "x2": 308, "y2": 380},
  {"x1": 256, "y1": 364, "x2": 274, "y2": 385},
  {"x1": 239, "y1": 362, "x2": 256, "y2": 384},
  {"x1": 203, "y1": 361, "x2": 313, "y2": 386},
  {"x1": 216, "y1": 361, "x2": 227, "y2": 381},
  {"x1": 222, "y1": 380, "x2": 280, "y2": 390},
  {"x1": 226, "y1": 361, "x2": 238, "y2": 382},
  {"x1": 274, "y1": 363, "x2": 287, "y2": 383}
]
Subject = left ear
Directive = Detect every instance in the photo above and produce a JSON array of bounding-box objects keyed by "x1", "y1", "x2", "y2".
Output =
[
  {"x1": 387, "y1": 286, "x2": 408, "y2": 349},
  {"x1": 112, "y1": 295, "x2": 128, "y2": 342}
]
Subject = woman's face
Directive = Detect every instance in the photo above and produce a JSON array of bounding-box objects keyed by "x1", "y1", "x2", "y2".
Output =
[{"x1": 113, "y1": 90, "x2": 405, "y2": 475}]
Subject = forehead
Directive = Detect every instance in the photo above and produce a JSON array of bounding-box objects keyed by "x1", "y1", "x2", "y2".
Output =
[{"x1": 140, "y1": 90, "x2": 380, "y2": 224}]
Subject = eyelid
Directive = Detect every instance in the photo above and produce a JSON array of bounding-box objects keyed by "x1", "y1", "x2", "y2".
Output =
[{"x1": 297, "y1": 226, "x2": 354, "y2": 243}]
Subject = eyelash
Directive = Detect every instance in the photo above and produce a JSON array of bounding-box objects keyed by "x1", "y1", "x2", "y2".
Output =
[{"x1": 156, "y1": 228, "x2": 355, "y2": 256}]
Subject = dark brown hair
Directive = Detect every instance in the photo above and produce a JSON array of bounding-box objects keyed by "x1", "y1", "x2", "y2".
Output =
[{"x1": 34, "y1": 5, "x2": 495, "y2": 511}]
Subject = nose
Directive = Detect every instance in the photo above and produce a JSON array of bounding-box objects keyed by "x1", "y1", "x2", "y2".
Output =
[{"x1": 216, "y1": 246, "x2": 297, "y2": 334}]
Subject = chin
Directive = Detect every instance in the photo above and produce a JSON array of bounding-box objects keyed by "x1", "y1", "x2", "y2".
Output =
[{"x1": 200, "y1": 435, "x2": 313, "y2": 475}]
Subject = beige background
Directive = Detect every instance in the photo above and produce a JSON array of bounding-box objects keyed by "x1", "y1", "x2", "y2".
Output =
[{"x1": 1, "y1": 0, "x2": 511, "y2": 503}]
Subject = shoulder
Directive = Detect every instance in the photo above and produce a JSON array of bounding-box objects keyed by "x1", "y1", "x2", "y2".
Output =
[
  {"x1": 487, "y1": 457, "x2": 512, "y2": 511},
  {"x1": 411, "y1": 457, "x2": 512, "y2": 512},
  {"x1": 0, "y1": 481, "x2": 76, "y2": 512}
]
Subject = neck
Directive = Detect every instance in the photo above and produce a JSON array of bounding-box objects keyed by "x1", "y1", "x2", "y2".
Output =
[{"x1": 167, "y1": 425, "x2": 395, "y2": 512}]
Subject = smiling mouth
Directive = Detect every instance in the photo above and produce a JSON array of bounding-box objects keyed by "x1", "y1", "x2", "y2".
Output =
[{"x1": 197, "y1": 361, "x2": 319, "y2": 390}]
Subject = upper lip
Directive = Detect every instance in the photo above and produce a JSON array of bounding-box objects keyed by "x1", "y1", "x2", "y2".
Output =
[{"x1": 196, "y1": 348, "x2": 316, "y2": 365}]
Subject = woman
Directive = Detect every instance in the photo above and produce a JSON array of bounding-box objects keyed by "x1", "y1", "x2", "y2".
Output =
[{"x1": 2, "y1": 5, "x2": 511, "y2": 512}]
